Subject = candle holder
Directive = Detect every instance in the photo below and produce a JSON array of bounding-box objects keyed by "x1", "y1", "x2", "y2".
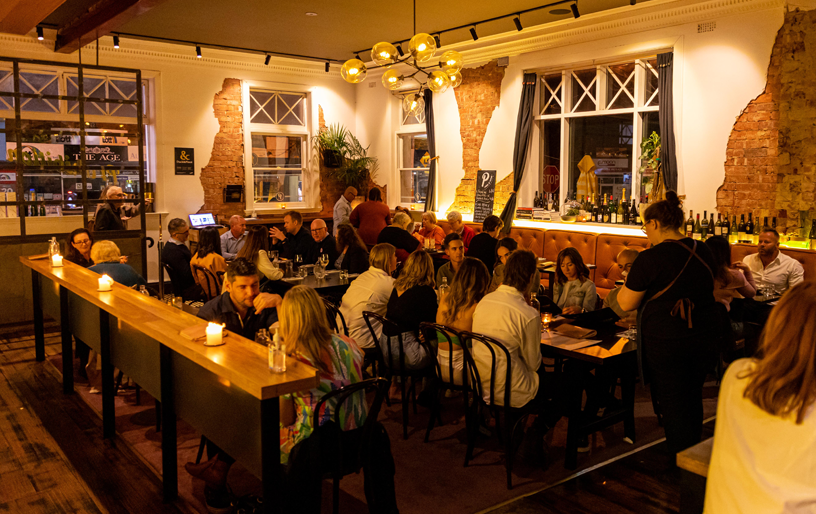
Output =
[
  {"x1": 51, "y1": 254, "x2": 64, "y2": 267},
  {"x1": 97, "y1": 275, "x2": 113, "y2": 292},
  {"x1": 205, "y1": 323, "x2": 225, "y2": 347}
]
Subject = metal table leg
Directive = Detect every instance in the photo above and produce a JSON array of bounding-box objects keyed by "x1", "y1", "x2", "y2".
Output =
[
  {"x1": 59, "y1": 286, "x2": 73, "y2": 394},
  {"x1": 32, "y1": 270, "x2": 45, "y2": 362},
  {"x1": 261, "y1": 398, "x2": 282, "y2": 514},
  {"x1": 100, "y1": 310, "x2": 115, "y2": 439},
  {"x1": 160, "y1": 345, "x2": 178, "y2": 502}
]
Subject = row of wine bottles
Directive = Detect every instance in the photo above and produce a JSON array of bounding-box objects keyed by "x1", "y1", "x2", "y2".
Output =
[
  {"x1": 685, "y1": 211, "x2": 777, "y2": 244},
  {"x1": 533, "y1": 191, "x2": 559, "y2": 212},
  {"x1": 533, "y1": 189, "x2": 644, "y2": 225}
]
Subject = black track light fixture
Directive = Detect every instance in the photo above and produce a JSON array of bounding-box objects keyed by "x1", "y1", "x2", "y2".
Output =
[
  {"x1": 36, "y1": 26, "x2": 44, "y2": 40},
  {"x1": 113, "y1": 35, "x2": 120, "y2": 48},
  {"x1": 630, "y1": 0, "x2": 636, "y2": 5},
  {"x1": 264, "y1": 54, "x2": 271, "y2": 65},
  {"x1": 469, "y1": 26, "x2": 479, "y2": 41},
  {"x1": 196, "y1": 45, "x2": 202, "y2": 58},
  {"x1": 570, "y1": 3, "x2": 580, "y2": 18},
  {"x1": 355, "y1": 52, "x2": 362, "y2": 61},
  {"x1": 434, "y1": 34, "x2": 441, "y2": 48},
  {"x1": 513, "y1": 16, "x2": 523, "y2": 31},
  {"x1": 396, "y1": 44, "x2": 404, "y2": 57},
  {"x1": 325, "y1": 61, "x2": 330, "y2": 72}
]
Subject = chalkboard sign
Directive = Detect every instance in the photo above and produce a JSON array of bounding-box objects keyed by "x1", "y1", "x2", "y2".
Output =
[
  {"x1": 174, "y1": 147, "x2": 195, "y2": 175},
  {"x1": 473, "y1": 169, "x2": 496, "y2": 223}
]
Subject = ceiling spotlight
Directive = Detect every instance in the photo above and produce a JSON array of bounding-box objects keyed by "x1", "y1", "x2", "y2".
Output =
[
  {"x1": 434, "y1": 34, "x2": 441, "y2": 48},
  {"x1": 325, "y1": 61, "x2": 330, "y2": 73},
  {"x1": 355, "y1": 52, "x2": 362, "y2": 61},
  {"x1": 396, "y1": 44, "x2": 404, "y2": 57},
  {"x1": 630, "y1": 0, "x2": 636, "y2": 4},
  {"x1": 264, "y1": 54, "x2": 271, "y2": 65},
  {"x1": 513, "y1": 16, "x2": 523, "y2": 31},
  {"x1": 305, "y1": 12, "x2": 317, "y2": 16},
  {"x1": 469, "y1": 27, "x2": 478, "y2": 41},
  {"x1": 196, "y1": 45, "x2": 202, "y2": 58},
  {"x1": 113, "y1": 35, "x2": 119, "y2": 48},
  {"x1": 36, "y1": 26, "x2": 44, "y2": 40},
  {"x1": 570, "y1": 3, "x2": 580, "y2": 18}
]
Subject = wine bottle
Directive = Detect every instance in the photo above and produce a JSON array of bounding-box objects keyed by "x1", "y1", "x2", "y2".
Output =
[
  {"x1": 746, "y1": 213, "x2": 754, "y2": 243},
  {"x1": 772, "y1": 217, "x2": 777, "y2": 230},
  {"x1": 547, "y1": 193, "x2": 553, "y2": 211},
  {"x1": 603, "y1": 195, "x2": 610, "y2": 223},
  {"x1": 610, "y1": 195, "x2": 617, "y2": 224},
  {"x1": 729, "y1": 215, "x2": 738, "y2": 244},
  {"x1": 763, "y1": 216, "x2": 769, "y2": 232},
  {"x1": 618, "y1": 189, "x2": 626, "y2": 225},
  {"x1": 630, "y1": 197, "x2": 640, "y2": 226},
  {"x1": 701, "y1": 210, "x2": 709, "y2": 239},
  {"x1": 534, "y1": 191, "x2": 539, "y2": 208},
  {"x1": 710, "y1": 213, "x2": 715, "y2": 238},
  {"x1": 715, "y1": 213, "x2": 723, "y2": 237},
  {"x1": 738, "y1": 214, "x2": 747, "y2": 242},
  {"x1": 810, "y1": 220, "x2": 816, "y2": 250},
  {"x1": 553, "y1": 192, "x2": 560, "y2": 213},
  {"x1": 693, "y1": 214, "x2": 702, "y2": 240},
  {"x1": 723, "y1": 213, "x2": 730, "y2": 237},
  {"x1": 753, "y1": 213, "x2": 761, "y2": 244},
  {"x1": 686, "y1": 210, "x2": 694, "y2": 238}
]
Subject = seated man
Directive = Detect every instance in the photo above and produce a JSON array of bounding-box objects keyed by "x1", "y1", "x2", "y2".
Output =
[
  {"x1": 447, "y1": 210, "x2": 475, "y2": 252},
  {"x1": 220, "y1": 215, "x2": 247, "y2": 260},
  {"x1": 270, "y1": 211, "x2": 317, "y2": 264},
  {"x1": 603, "y1": 248, "x2": 640, "y2": 322},
  {"x1": 197, "y1": 258, "x2": 282, "y2": 340},
  {"x1": 742, "y1": 228, "x2": 804, "y2": 295},
  {"x1": 377, "y1": 211, "x2": 420, "y2": 263},
  {"x1": 466, "y1": 215, "x2": 504, "y2": 272},
  {"x1": 310, "y1": 218, "x2": 339, "y2": 265},
  {"x1": 436, "y1": 233, "x2": 464, "y2": 288},
  {"x1": 161, "y1": 218, "x2": 200, "y2": 299}
]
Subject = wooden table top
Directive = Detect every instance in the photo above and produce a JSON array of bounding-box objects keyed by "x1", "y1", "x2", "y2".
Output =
[
  {"x1": 21, "y1": 256, "x2": 319, "y2": 400},
  {"x1": 676, "y1": 437, "x2": 713, "y2": 477},
  {"x1": 281, "y1": 270, "x2": 357, "y2": 291},
  {"x1": 540, "y1": 320, "x2": 636, "y2": 364}
]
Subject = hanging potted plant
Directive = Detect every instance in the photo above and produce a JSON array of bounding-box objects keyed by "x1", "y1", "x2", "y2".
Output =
[
  {"x1": 334, "y1": 132, "x2": 378, "y2": 190},
  {"x1": 313, "y1": 123, "x2": 348, "y2": 168}
]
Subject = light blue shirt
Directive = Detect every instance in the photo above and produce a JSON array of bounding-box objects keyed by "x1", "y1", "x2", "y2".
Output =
[
  {"x1": 553, "y1": 278, "x2": 597, "y2": 312},
  {"x1": 219, "y1": 230, "x2": 246, "y2": 260}
]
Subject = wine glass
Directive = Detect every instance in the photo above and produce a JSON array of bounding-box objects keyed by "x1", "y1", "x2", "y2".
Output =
[
  {"x1": 295, "y1": 254, "x2": 303, "y2": 266},
  {"x1": 320, "y1": 253, "x2": 329, "y2": 267}
]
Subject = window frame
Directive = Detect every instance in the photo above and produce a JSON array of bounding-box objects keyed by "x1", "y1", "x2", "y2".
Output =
[
  {"x1": 395, "y1": 123, "x2": 430, "y2": 209},
  {"x1": 535, "y1": 56, "x2": 661, "y2": 210}
]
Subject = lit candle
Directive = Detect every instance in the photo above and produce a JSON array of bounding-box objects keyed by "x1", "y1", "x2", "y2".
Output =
[
  {"x1": 51, "y1": 254, "x2": 63, "y2": 267},
  {"x1": 205, "y1": 323, "x2": 223, "y2": 346},
  {"x1": 98, "y1": 274, "x2": 113, "y2": 291},
  {"x1": 280, "y1": 203, "x2": 286, "y2": 210},
  {"x1": 410, "y1": 204, "x2": 416, "y2": 210}
]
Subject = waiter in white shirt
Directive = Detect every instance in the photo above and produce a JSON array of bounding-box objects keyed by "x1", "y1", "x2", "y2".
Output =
[
  {"x1": 742, "y1": 227, "x2": 804, "y2": 295},
  {"x1": 333, "y1": 187, "x2": 356, "y2": 237}
]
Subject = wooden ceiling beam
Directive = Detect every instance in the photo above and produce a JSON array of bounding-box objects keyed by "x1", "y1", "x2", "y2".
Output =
[
  {"x1": 0, "y1": 0, "x2": 68, "y2": 35},
  {"x1": 54, "y1": 0, "x2": 170, "y2": 54}
]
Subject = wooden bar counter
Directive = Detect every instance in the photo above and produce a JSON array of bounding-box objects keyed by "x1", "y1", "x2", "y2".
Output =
[{"x1": 21, "y1": 255, "x2": 319, "y2": 514}]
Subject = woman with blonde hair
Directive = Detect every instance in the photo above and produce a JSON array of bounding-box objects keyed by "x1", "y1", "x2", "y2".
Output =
[
  {"x1": 236, "y1": 225, "x2": 283, "y2": 282},
  {"x1": 88, "y1": 240, "x2": 146, "y2": 288},
  {"x1": 413, "y1": 211, "x2": 445, "y2": 250},
  {"x1": 436, "y1": 257, "x2": 491, "y2": 385},
  {"x1": 705, "y1": 281, "x2": 816, "y2": 513}
]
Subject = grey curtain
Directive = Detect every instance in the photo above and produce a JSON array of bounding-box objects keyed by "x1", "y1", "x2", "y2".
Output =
[
  {"x1": 423, "y1": 89, "x2": 437, "y2": 212},
  {"x1": 657, "y1": 52, "x2": 678, "y2": 192},
  {"x1": 499, "y1": 73, "x2": 538, "y2": 233}
]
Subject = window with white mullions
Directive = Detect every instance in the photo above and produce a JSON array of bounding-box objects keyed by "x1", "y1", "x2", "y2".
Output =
[
  {"x1": 398, "y1": 133, "x2": 430, "y2": 205},
  {"x1": 66, "y1": 75, "x2": 139, "y2": 117},
  {"x1": 571, "y1": 69, "x2": 597, "y2": 113},
  {"x1": 249, "y1": 90, "x2": 306, "y2": 126},
  {"x1": 606, "y1": 62, "x2": 636, "y2": 110},
  {"x1": 644, "y1": 58, "x2": 660, "y2": 107},
  {"x1": 539, "y1": 74, "x2": 563, "y2": 115},
  {"x1": 3, "y1": 70, "x2": 61, "y2": 113},
  {"x1": 250, "y1": 134, "x2": 305, "y2": 204}
]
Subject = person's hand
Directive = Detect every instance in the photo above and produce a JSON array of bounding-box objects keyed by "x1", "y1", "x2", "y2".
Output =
[
  {"x1": 270, "y1": 226, "x2": 286, "y2": 241},
  {"x1": 119, "y1": 255, "x2": 128, "y2": 264},
  {"x1": 562, "y1": 306, "x2": 582, "y2": 315},
  {"x1": 731, "y1": 262, "x2": 749, "y2": 272},
  {"x1": 254, "y1": 293, "x2": 282, "y2": 312}
]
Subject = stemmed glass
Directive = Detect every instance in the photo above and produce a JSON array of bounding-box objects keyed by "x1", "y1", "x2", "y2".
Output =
[{"x1": 319, "y1": 253, "x2": 329, "y2": 267}]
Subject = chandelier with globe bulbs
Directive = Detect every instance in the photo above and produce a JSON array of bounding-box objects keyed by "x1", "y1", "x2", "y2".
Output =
[{"x1": 340, "y1": 34, "x2": 464, "y2": 117}]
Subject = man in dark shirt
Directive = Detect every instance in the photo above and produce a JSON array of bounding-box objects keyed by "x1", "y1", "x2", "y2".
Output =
[
  {"x1": 377, "y1": 211, "x2": 420, "y2": 262},
  {"x1": 161, "y1": 218, "x2": 200, "y2": 299},
  {"x1": 196, "y1": 258, "x2": 281, "y2": 340},
  {"x1": 94, "y1": 186, "x2": 128, "y2": 231},
  {"x1": 270, "y1": 211, "x2": 317, "y2": 265},
  {"x1": 310, "y1": 218, "x2": 339, "y2": 264},
  {"x1": 466, "y1": 214, "x2": 504, "y2": 272}
]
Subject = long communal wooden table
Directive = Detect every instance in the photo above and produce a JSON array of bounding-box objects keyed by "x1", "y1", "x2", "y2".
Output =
[{"x1": 21, "y1": 256, "x2": 319, "y2": 514}]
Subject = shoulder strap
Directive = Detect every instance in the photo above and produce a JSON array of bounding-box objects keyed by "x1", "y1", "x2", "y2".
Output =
[{"x1": 650, "y1": 240, "x2": 698, "y2": 302}]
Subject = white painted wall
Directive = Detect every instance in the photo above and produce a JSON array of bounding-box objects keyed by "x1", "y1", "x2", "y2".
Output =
[{"x1": 355, "y1": 0, "x2": 784, "y2": 220}]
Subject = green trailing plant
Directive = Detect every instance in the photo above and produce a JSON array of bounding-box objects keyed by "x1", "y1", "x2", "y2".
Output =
[{"x1": 638, "y1": 131, "x2": 661, "y2": 174}]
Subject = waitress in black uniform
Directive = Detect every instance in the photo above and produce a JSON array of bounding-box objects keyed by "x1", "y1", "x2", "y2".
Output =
[{"x1": 618, "y1": 191, "x2": 718, "y2": 455}]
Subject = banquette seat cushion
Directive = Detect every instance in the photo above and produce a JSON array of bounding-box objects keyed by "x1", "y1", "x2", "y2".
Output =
[
  {"x1": 729, "y1": 243, "x2": 814, "y2": 281},
  {"x1": 594, "y1": 234, "x2": 651, "y2": 297}
]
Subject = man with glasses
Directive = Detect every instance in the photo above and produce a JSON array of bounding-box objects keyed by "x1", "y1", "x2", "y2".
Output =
[
  {"x1": 94, "y1": 185, "x2": 144, "y2": 231},
  {"x1": 161, "y1": 218, "x2": 199, "y2": 299},
  {"x1": 310, "y1": 218, "x2": 338, "y2": 265}
]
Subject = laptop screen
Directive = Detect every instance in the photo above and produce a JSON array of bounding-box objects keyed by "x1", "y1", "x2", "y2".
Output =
[{"x1": 189, "y1": 213, "x2": 216, "y2": 228}]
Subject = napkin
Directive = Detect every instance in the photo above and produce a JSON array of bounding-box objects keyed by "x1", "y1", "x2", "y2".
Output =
[{"x1": 553, "y1": 324, "x2": 597, "y2": 339}]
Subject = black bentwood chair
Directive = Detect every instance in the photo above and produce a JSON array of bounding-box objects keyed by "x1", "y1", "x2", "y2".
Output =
[
  {"x1": 363, "y1": 311, "x2": 435, "y2": 440},
  {"x1": 310, "y1": 377, "x2": 390, "y2": 514},
  {"x1": 322, "y1": 297, "x2": 350, "y2": 337},
  {"x1": 460, "y1": 331, "x2": 539, "y2": 490}
]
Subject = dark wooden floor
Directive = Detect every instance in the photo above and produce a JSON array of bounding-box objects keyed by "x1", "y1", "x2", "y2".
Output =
[{"x1": 0, "y1": 323, "x2": 191, "y2": 514}]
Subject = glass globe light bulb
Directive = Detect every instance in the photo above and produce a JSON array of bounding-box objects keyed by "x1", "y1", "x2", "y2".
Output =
[
  {"x1": 381, "y1": 69, "x2": 405, "y2": 90},
  {"x1": 448, "y1": 70, "x2": 463, "y2": 88},
  {"x1": 402, "y1": 93, "x2": 425, "y2": 116},
  {"x1": 439, "y1": 50, "x2": 463, "y2": 74},
  {"x1": 427, "y1": 70, "x2": 450, "y2": 93},
  {"x1": 409, "y1": 33, "x2": 436, "y2": 62},
  {"x1": 371, "y1": 42, "x2": 398, "y2": 66},
  {"x1": 340, "y1": 59, "x2": 367, "y2": 84}
]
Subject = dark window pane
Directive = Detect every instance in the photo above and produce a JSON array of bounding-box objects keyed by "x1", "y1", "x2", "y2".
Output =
[
  {"x1": 569, "y1": 114, "x2": 633, "y2": 203},
  {"x1": 572, "y1": 69, "x2": 596, "y2": 112}
]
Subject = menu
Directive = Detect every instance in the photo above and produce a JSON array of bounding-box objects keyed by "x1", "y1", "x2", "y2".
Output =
[{"x1": 473, "y1": 169, "x2": 496, "y2": 223}]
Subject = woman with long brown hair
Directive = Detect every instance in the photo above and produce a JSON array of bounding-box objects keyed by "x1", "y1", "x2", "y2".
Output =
[
  {"x1": 552, "y1": 247, "x2": 597, "y2": 314},
  {"x1": 436, "y1": 257, "x2": 491, "y2": 384},
  {"x1": 65, "y1": 228, "x2": 95, "y2": 268},
  {"x1": 334, "y1": 223, "x2": 369, "y2": 275},
  {"x1": 705, "y1": 281, "x2": 816, "y2": 513},
  {"x1": 236, "y1": 225, "x2": 283, "y2": 281}
]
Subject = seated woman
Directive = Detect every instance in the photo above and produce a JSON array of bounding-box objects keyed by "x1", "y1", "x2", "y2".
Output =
[
  {"x1": 186, "y1": 285, "x2": 368, "y2": 512},
  {"x1": 190, "y1": 226, "x2": 228, "y2": 277},
  {"x1": 490, "y1": 238, "x2": 541, "y2": 295},
  {"x1": 705, "y1": 235, "x2": 756, "y2": 311},
  {"x1": 553, "y1": 247, "x2": 597, "y2": 314},
  {"x1": 413, "y1": 211, "x2": 445, "y2": 250},
  {"x1": 334, "y1": 223, "x2": 370, "y2": 275},
  {"x1": 603, "y1": 248, "x2": 640, "y2": 323},
  {"x1": 65, "y1": 228, "x2": 95, "y2": 268},
  {"x1": 436, "y1": 257, "x2": 491, "y2": 385},
  {"x1": 705, "y1": 281, "x2": 816, "y2": 514},
  {"x1": 88, "y1": 241, "x2": 147, "y2": 288},
  {"x1": 235, "y1": 225, "x2": 283, "y2": 282},
  {"x1": 379, "y1": 250, "x2": 438, "y2": 383},
  {"x1": 338, "y1": 243, "x2": 396, "y2": 350}
]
